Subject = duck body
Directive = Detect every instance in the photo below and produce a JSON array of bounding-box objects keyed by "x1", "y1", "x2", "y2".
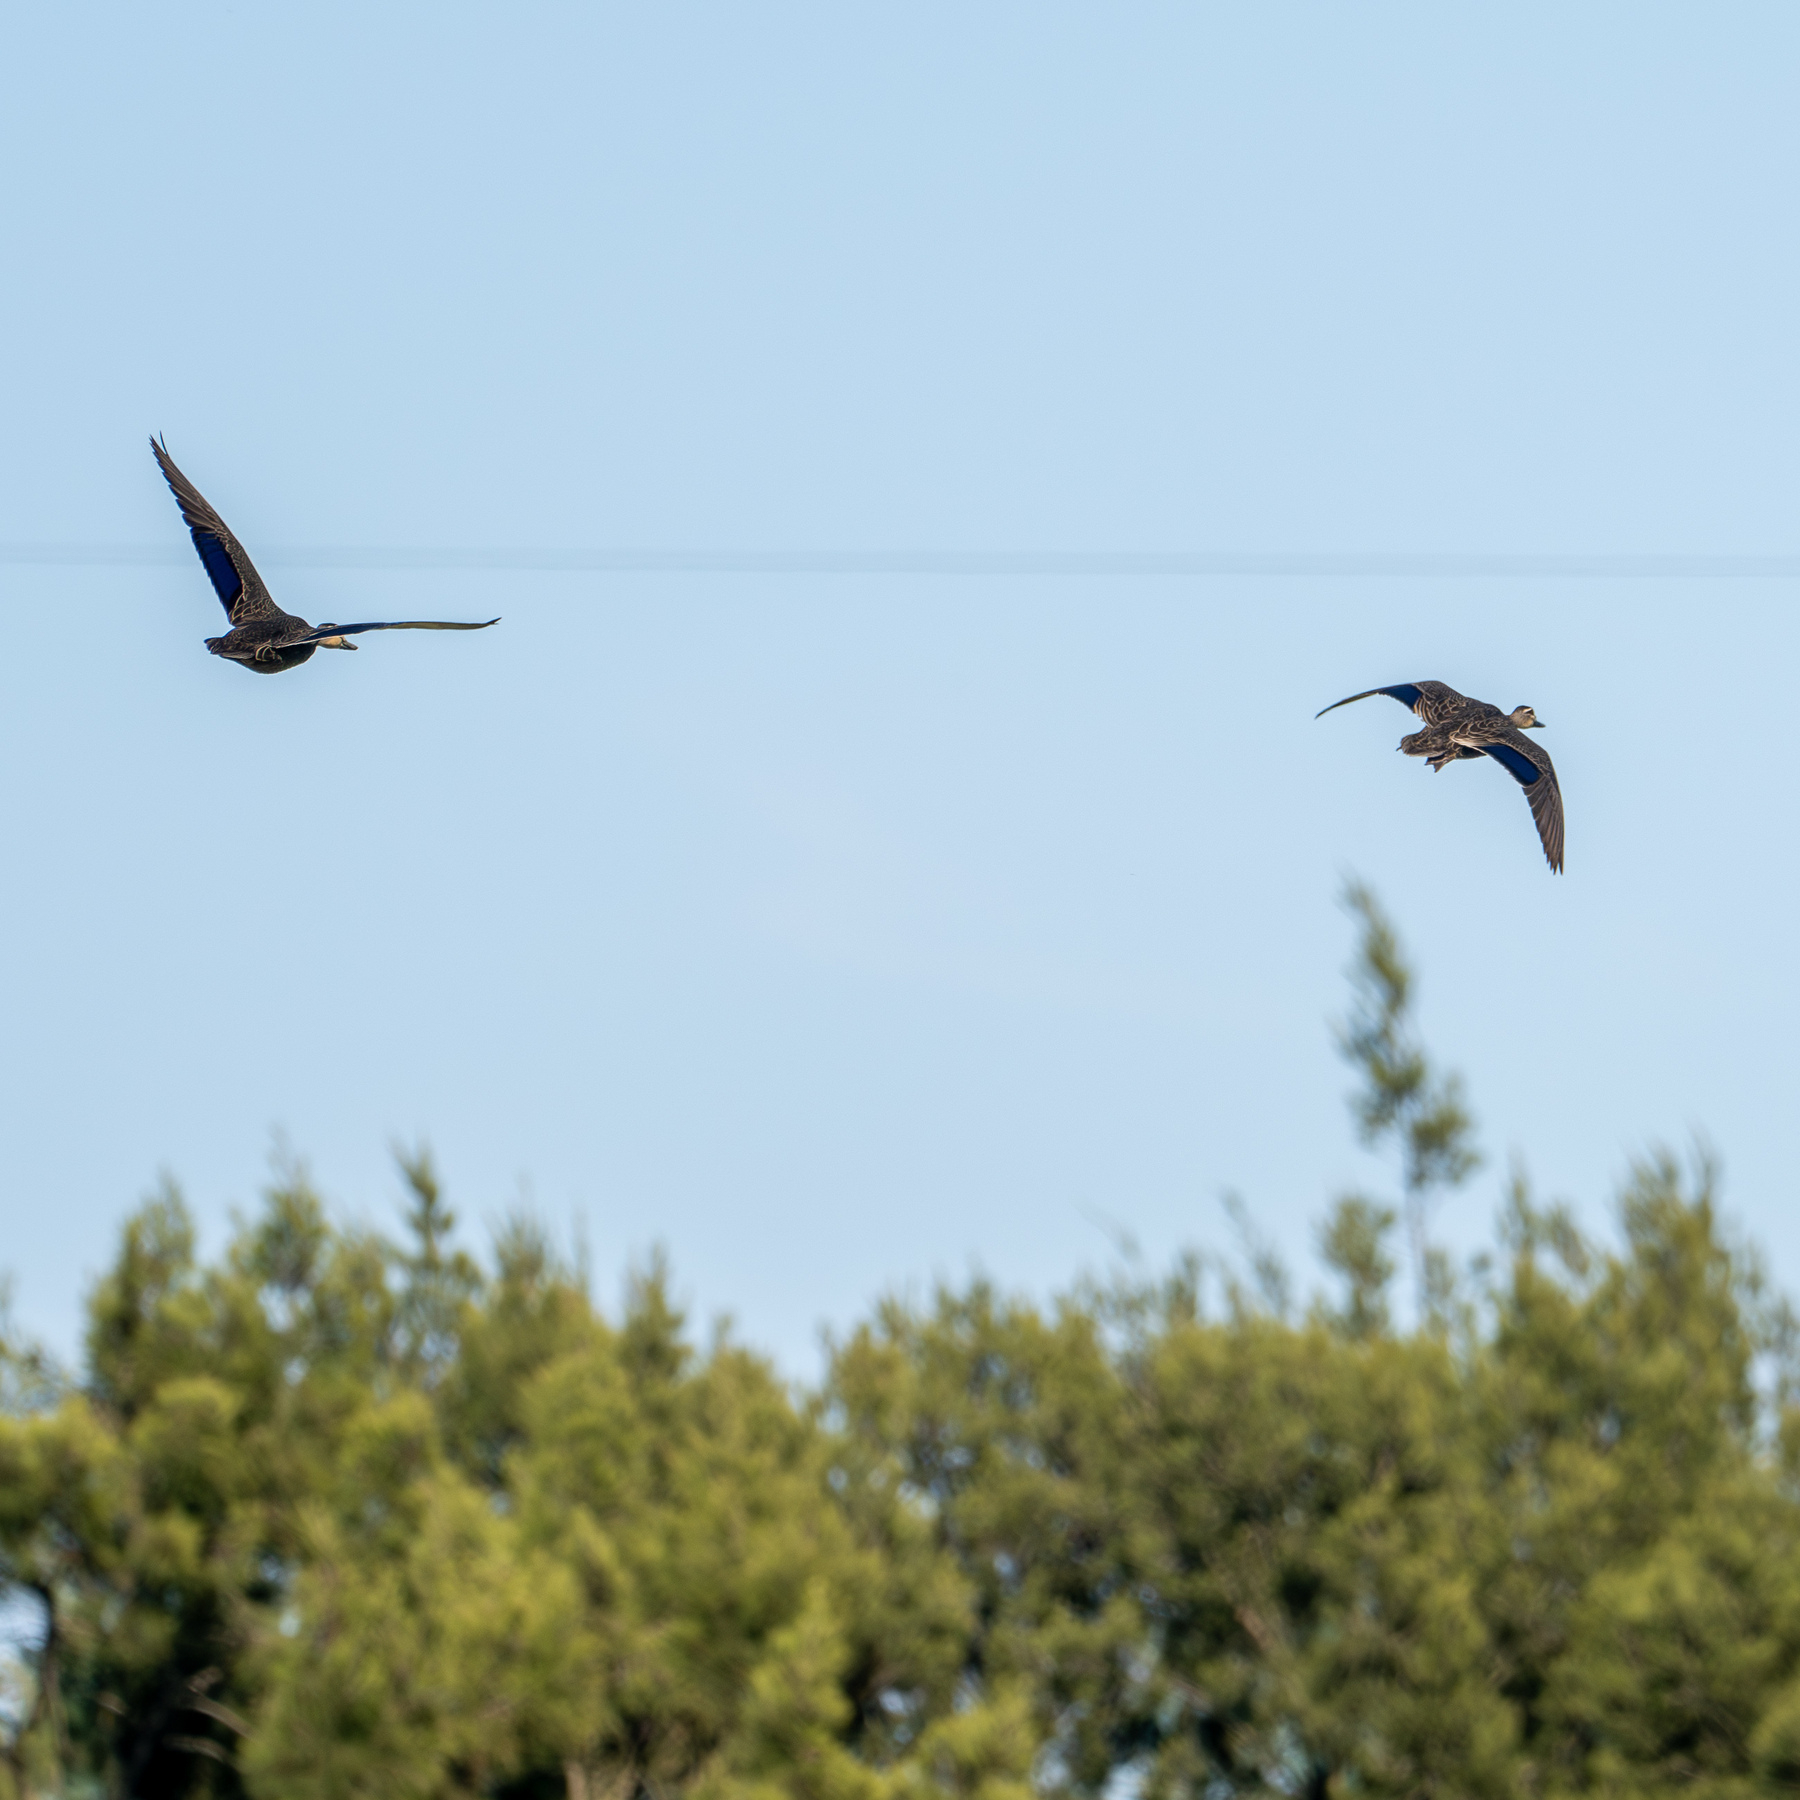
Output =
[
  {"x1": 1317, "y1": 679, "x2": 1565, "y2": 873},
  {"x1": 205, "y1": 615, "x2": 321, "y2": 673},
  {"x1": 151, "y1": 436, "x2": 498, "y2": 673}
]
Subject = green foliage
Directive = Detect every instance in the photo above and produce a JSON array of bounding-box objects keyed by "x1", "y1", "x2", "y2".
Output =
[
  {"x1": 245, "y1": 1422, "x2": 590, "y2": 1800},
  {"x1": 1336, "y1": 880, "x2": 1480, "y2": 1321},
  {"x1": 1318, "y1": 1194, "x2": 1397, "y2": 1339},
  {"x1": 392, "y1": 1148, "x2": 482, "y2": 1388},
  {"x1": 5, "y1": 891, "x2": 1800, "y2": 1797}
]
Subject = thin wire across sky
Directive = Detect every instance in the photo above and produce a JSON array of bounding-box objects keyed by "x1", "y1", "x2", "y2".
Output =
[{"x1": 9, "y1": 547, "x2": 1800, "y2": 577}]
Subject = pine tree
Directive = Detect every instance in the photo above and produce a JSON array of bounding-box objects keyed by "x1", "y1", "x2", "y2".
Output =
[{"x1": 1334, "y1": 880, "x2": 1480, "y2": 1325}]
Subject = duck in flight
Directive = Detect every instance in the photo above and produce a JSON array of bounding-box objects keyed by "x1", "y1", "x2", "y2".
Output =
[
  {"x1": 1317, "y1": 680, "x2": 1565, "y2": 872},
  {"x1": 152, "y1": 437, "x2": 497, "y2": 673}
]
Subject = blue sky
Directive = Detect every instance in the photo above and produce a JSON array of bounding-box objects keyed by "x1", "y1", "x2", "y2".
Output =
[{"x1": 4, "y1": 5, "x2": 1800, "y2": 1372}]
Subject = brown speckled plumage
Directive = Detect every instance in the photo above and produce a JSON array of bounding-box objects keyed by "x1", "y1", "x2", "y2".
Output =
[{"x1": 1317, "y1": 680, "x2": 1565, "y2": 873}]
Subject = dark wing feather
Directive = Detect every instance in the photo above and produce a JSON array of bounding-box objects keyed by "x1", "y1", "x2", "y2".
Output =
[
  {"x1": 150, "y1": 437, "x2": 283, "y2": 623},
  {"x1": 299, "y1": 619, "x2": 500, "y2": 641},
  {"x1": 1479, "y1": 730, "x2": 1564, "y2": 873},
  {"x1": 1315, "y1": 683, "x2": 1425, "y2": 719},
  {"x1": 1480, "y1": 739, "x2": 1540, "y2": 785}
]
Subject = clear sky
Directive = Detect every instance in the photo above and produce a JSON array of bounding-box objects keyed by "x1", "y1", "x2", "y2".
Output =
[{"x1": 4, "y1": 4, "x2": 1800, "y2": 1373}]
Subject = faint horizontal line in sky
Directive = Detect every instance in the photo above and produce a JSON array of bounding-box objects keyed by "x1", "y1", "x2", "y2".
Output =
[{"x1": 8, "y1": 545, "x2": 1800, "y2": 578}]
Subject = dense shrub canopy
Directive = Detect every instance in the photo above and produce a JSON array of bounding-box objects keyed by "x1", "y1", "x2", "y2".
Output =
[{"x1": 5, "y1": 895, "x2": 1798, "y2": 1799}]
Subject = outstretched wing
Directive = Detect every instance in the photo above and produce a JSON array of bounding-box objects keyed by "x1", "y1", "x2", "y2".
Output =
[
  {"x1": 150, "y1": 437, "x2": 283, "y2": 623},
  {"x1": 1316, "y1": 679, "x2": 1474, "y2": 723},
  {"x1": 298, "y1": 619, "x2": 501, "y2": 642},
  {"x1": 1315, "y1": 683, "x2": 1424, "y2": 719},
  {"x1": 1480, "y1": 730, "x2": 1564, "y2": 873}
]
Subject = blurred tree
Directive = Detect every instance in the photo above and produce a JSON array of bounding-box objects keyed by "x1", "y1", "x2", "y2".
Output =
[
  {"x1": 1317, "y1": 1194, "x2": 1397, "y2": 1340},
  {"x1": 242, "y1": 1394, "x2": 592, "y2": 1800},
  {"x1": 71, "y1": 1163, "x2": 403, "y2": 1797},
  {"x1": 392, "y1": 1147, "x2": 482, "y2": 1389},
  {"x1": 1471, "y1": 1152, "x2": 1800, "y2": 1796},
  {"x1": 1335, "y1": 880, "x2": 1481, "y2": 1325},
  {"x1": 12, "y1": 886, "x2": 1800, "y2": 1800},
  {"x1": 0, "y1": 1389, "x2": 128, "y2": 1798},
  {"x1": 508, "y1": 1264, "x2": 978, "y2": 1799}
]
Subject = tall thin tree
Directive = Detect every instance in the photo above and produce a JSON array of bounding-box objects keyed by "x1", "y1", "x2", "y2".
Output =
[{"x1": 1335, "y1": 880, "x2": 1481, "y2": 1321}]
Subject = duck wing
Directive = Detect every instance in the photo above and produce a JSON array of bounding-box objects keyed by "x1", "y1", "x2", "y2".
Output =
[
  {"x1": 150, "y1": 437, "x2": 287, "y2": 625},
  {"x1": 1478, "y1": 728, "x2": 1564, "y2": 873},
  {"x1": 1316, "y1": 680, "x2": 1470, "y2": 722},
  {"x1": 296, "y1": 619, "x2": 500, "y2": 643}
]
